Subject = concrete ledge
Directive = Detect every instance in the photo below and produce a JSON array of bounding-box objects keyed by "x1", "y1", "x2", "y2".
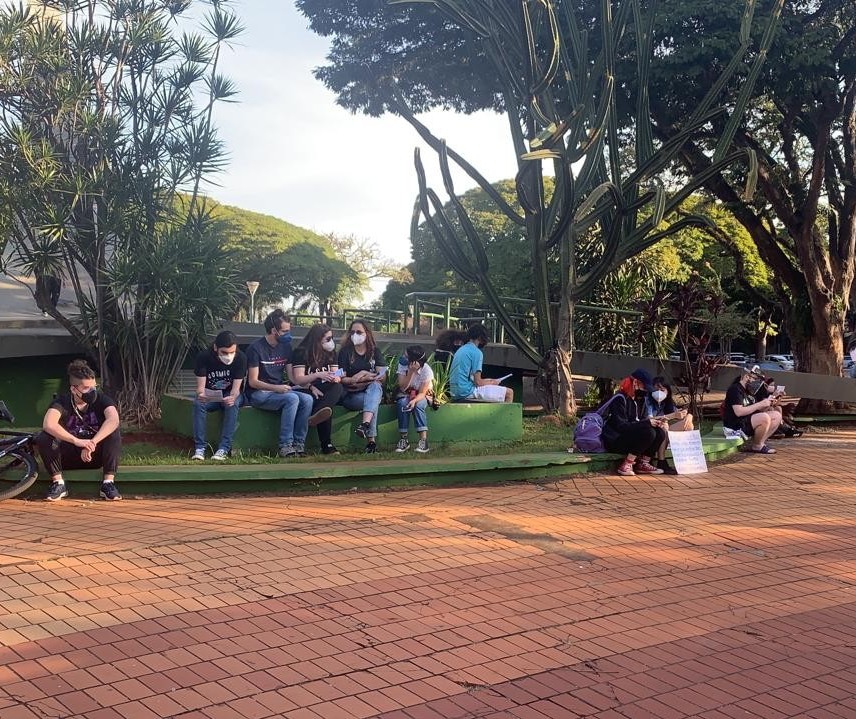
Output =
[{"x1": 159, "y1": 393, "x2": 523, "y2": 451}]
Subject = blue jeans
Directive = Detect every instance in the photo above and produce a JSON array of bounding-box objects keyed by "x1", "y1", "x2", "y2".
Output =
[
  {"x1": 193, "y1": 395, "x2": 244, "y2": 452},
  {"x1": 397, "y1": 396, "x2": 428, "y2": 433},
  {"x1": 250, "y1": 389, "x2": 313, "y2": 448},
  {"x1": 340, "y1": 382, "x2": 383, "y2": 438}
]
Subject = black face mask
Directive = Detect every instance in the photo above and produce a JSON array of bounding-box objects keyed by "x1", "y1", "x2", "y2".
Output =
[{"x1": 80, "y1": 388, "x2": 97, "y2": 403}]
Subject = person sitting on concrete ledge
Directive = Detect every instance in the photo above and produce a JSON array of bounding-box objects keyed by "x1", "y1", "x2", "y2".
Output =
[
  {"x1": 37, "y1": 359, "x2": 122, "y2": 501},
  {"x1": 645, "y1": 376, "x2": 693, "y2": 474},
  {"x1": 192, "y1": 330, "x2": 247, "y2": 461},
  {"x1": 337, "y1": 319, "x2": 387, "y2": 454},
  {"x1": 723, "y1": 365, "x2": 782, "y2": 454},
  {"x1": 602, "y1": 368, "x2": 666, "y2": 476},
  {"x1": 449, "y1": 323, "x2": 513, "y2": 403}
]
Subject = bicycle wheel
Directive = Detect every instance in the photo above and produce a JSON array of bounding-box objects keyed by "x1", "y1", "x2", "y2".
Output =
[{"x1": 0, "y1": 449, "x2": 38, "y2": 500}]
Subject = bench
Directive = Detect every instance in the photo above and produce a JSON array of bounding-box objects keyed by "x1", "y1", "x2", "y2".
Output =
[{"x1": 159, "y1": 394, "x2": 523, "y2": 451}]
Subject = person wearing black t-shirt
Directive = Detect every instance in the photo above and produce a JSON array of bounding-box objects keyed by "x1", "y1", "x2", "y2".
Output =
[
  {"x1": 337, "y1": 319, "x2": 387, "y2": 453},
  {"x1": 192, "y1": 330, "x2": 248, "y2": 461},
  {"x1": 36, "y1": 359, "x2": 122, "y2": 501},
  {"x1": 291, "y1": 324, "x2": 344, "y2": 455},
  {"x1": 723, "y1": 367, "x2": 782, "y2": 454}
]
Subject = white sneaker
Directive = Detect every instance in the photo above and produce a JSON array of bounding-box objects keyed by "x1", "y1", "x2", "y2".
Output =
[
  {"x1": 212, "y1": 449, "x2": 229, "y2": 461},
  {"x1": 191, "y1": 449, "x2": 206, "y2": 461}
]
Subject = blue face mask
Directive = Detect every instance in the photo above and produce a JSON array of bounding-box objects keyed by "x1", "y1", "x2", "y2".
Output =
[{"x1": 277, "y1": 331, "x2": 293, "y2": 345}]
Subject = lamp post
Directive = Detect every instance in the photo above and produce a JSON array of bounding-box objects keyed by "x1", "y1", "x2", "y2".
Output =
[{"x1": 246, "y1": 281, "x2": 260, "y2": 323}]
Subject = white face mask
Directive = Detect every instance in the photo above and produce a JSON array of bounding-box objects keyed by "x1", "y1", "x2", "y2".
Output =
[
  {"x1": 351, "y1": 332, "x2": 366, "y2": 346},
  {"x1": 218, "y1": 353, "x2": 236, "y2": 365},
  {"x1": 321, "y1": 339, "x2": 335, "y2": 352},
  {"x1": 652, "y1": 389, "x2": 667, "y2": 403}
]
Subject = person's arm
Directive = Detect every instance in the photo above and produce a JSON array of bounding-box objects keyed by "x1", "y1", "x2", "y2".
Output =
[
  {"x1": 248, "y1": 365, "x2": 289, "y2": 393},
  {"x1": 731, "y1": 393, "x2": 771, "y2": 417},
  {"x1": 43, "y1": 407, "x2": 88, "y2": 447},
  {"x1": 92, "y1": 405, "x2": 120, "y2": 444}
]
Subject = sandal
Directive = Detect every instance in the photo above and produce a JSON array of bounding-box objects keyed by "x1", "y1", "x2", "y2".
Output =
[{"x1": 748, "y1": 445, "x2": 776, "y2": 454}]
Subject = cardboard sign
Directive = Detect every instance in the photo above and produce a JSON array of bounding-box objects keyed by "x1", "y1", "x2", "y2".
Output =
[{"x1": 668, "y1": 430, "x2": 708, "y2": 475}]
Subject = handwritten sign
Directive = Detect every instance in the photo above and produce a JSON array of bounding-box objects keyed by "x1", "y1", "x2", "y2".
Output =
[{"x1": 668, "y1": 430, "x2": 708, "y2": 475}]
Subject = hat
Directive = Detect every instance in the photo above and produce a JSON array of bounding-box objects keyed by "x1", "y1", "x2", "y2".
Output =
[
  {"x1": 745, "y1": 364, "x2": 764, "y2": 378},
  {"x1": 630, "y1": 368, "x2": 654, "y2": 392}
]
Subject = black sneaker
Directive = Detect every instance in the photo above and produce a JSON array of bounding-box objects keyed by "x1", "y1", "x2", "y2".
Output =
[
  {"x1": 355, "y1": 421, "x2": 370, "y2": 438},
  {"x1": 100, "y1": 481, "x2": 122, "y2": 501},
  {"x1": 45, "y1": 481, "x2": 68, "y2": 502},
  {"x1": 364, "y1": 442, "x2": 377, "y2": 454},
  {"x1": 322, "y1": 444, "x2": 340, "y2": 455}
]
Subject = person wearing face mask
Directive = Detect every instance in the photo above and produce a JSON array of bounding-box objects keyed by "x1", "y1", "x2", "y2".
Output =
[
  {"x1": 291, "y1": 324, "x2": 344, "y2": 455},
  {"x1": 448, "y1": 323, "x2": 514, "y2": 403},
  {"x1": 337, "y1": 320, "x2": 387, "y2": 453},
  {"x1": 601, "y1": 368, "x2": 666, "y2": 476},
  {"x1": 751, "y1": 375, "x2": 802, "y2": 438},
  {"x1": 191, "y1": 330, "x2": 248, "y2": 461},
  {"x1": 36, "y1": 359, "x2": 122, "y2": 501},
  {"x1": 723, "y1": 366, "x2": 782, "y2": 453},
  {"x1": 395, "y1": 345, "x2": 435, "y2": 453},
  {"x1": 645, "y1": 376, "x2": 693, "y2": 474}
]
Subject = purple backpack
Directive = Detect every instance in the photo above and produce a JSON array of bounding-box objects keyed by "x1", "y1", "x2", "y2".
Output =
[{"x1": 573, "y1": 394, "x2": 625, "y2": 453}]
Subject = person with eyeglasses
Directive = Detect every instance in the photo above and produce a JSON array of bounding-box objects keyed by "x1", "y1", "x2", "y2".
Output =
[
  {"x1": 337, "y1": 319, "x2": 387, "y2": 453},
  {"x1": 36, "y1": 359, "x2": 123, "y2": 501},
  {"x1": 191, "y1": 330, "x2": 247, "y2": 461},
  {"x1": 290, "y1": 324, "x2": 344, "y2": 455},
  {"x1": 246, "y1": 309, "x2": 330, "y2": 458}
]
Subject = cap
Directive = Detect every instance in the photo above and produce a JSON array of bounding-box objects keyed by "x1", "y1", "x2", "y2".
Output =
[
  {"x1": 745, "y1": 364, "x2": 764, "y2": 378},
  {"x1": 630, "y1": 368, "x2": 654, "y2": 392}
]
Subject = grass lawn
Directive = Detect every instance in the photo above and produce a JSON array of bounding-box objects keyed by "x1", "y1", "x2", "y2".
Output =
[{"x1": 122, "y1": 416, "x2": 575, "y2": 465}]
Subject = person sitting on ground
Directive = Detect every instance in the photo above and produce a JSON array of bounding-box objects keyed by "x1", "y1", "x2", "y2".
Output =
[
  {"x1": 246, "y1": 309, "x2": 329, "y2": 458},
  {"x1": 337, "y1": 319, "x2": 387, "y2": 454},
  {"x1": 291, "y1": 324, "x2": 344, "y2": 456},
  {"x1": 751, "y1": 374, "x2": 802, "y2": 438},
  {"x1": 722, "y1": 366, "x2": 782, "y2": 454},
  {"x1": 395, "y1": 345, "x2": 434, "y2": 454},
  {"x1": 192, "y1": 330, "x2": 247, "y2": 461},
  {"x1": 36, "y1": 359, "x2": 122, "y2": 501},
  {"x1": 645, "y1": 376, "x2": 693, "y2": 474},
  {"x1": 449, "y1": 323, "x2": 513, "y2": 403},
  {"x1": 602, "y1": 368, "x2": 666, "y2": 476}
]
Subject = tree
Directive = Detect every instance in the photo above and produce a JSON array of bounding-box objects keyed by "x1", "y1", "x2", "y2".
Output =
[
  {"x1": 0, "y1": 0, "x2": 243, "y2": 424},
  {"x1": 324, "y1": 232, "x2": 412, "y2": 308},
  {"x1": 633, "y1": 0, "x2": 856, "y2": 405},
  {"x1": 299, "y1": 0, "x2": 782, "y2": 415}
]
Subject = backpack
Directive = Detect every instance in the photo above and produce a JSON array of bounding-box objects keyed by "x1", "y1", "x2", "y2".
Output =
[{"x1": 573, "y1": 394, "x2": 626, "y2": 453}]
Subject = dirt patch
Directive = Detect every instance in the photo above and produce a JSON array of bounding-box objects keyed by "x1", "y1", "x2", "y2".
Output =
[{"x1": 122, "y1": 430, "x2": 192, "y2": 452}]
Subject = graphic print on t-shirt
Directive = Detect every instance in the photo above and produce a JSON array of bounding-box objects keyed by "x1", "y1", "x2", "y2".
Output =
[{"x1": 65, "y1": 406, "x2": 101, "y2": 438}]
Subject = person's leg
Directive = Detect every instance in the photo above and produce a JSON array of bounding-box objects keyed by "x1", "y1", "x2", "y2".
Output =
[
  {"x1": 614, "y1": 424, "x2": 662, "y2": 474},
  {"x1": 749, "y1": 412, "x2": 774, "y2": 452},
  {"x1": 291, "y1": 391, "x2": 314, "y2": 452},
  {"x1": 218, "y1": 395, "x2": 243, "y2": 455},
  {"x1": 412, "y1": 399, "x2": 429, "y2": 452},
  {"x1": 35, "y1": 432, "x2": 87, "y2": 500},
  {"x1": 504, "y1": 387, "x2": 514, "y2": 402},
  {"x1": 341, "y1": 389, "x2": 375, "y2": 448},
  {"x1": 251, "y1": 390, "x2": 297, "y2": 453},
  {"x1": 192, "y1": 399, "x2": 222, "y2": 455},
  {"x1": 361, "y1": 382, "x2": 383, "y2": 438},
  {"x1": 395, "y1": 396, "x2": 411, "y2": 451},
  {"x1": 96, "y1": 430, "x2": 122, "y2": 500}
]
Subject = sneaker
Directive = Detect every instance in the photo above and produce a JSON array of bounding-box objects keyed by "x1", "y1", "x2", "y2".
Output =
[
  {"x1": 657, "y1": 459, "x2": 678, "y2": 475},
  {"x1": 212, "y1": 449, "x2": 229, "y2": 461},
  {"x1": 278, "y1": 444, "x2": 297, "y2": 458},
  {"x1": 415, "y1": 438, "x2": 430, "y2": 453},
  {"x1": 45, "y1": 481, "x2": 68, "y2": 502},
  {"x1": 616, "y1": 461, "x2": 635, "y2": 476},
  {"x1": 321, "y1": 444, "x2": 340, "y2": 455},
  {"x1": 191, "y1": 448, "x2": 206, "y2": 461},
  {"x1": 294, "y1": 444, "x2": 307, "y2": 458},
  {"x1": 308, "y1": 407, "x2": 332, "y2": 427},
  {"x1": 355, "y1": 421, "x2": 371, "y2": 438},
  {"x1": 99, "y1": 481, "x2": 122, "y2": 501},
  {"x1": 395, "y1": 437, "x2": 410, "y2": 453},
  {"x1": 634, "y1": 460, "x2": 664, "y2": 475},
  {"x1": 364, "y1": 441, "x2": 377, "y2": 454}
]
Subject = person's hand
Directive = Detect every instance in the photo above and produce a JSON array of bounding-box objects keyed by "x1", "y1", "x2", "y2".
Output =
[
  {"x1": 81, "y1": 448, "x2": 93, "y2": 463},
  {"x1": 310, "y1": 386, "x2": 324, "y2": 400},
  {"x1": 758, "y1": 397, "x2": 772, "y2": 409},
  {"x1": 353, "y1": 370, "x2": 371, "y2": 382},
  {"x1": 223, "y1": 395, "x2": 235, "y2": 407},
  {"x1": 277, "y1": 385, "x2": 291, "y2": 393},
  {"x1": 409, "y1": 361, "x2": 421, "y2": 372},
  {"x1": 316, "y1": 371, "x2": 336, "y2": 383},
  {"x1": 406, "y1": 399, "x2": 418, "y2": 411},
  {"x1": 196, "y1": 392, "x2": 208, "y2": 402},
  {"x1": 675, "y1": 409, "x2": 688, "y2": 420}
]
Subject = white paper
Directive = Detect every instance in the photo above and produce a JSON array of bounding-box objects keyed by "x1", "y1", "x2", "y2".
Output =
[
  {"x1": 668, "y1": 430, "x2": 708, "y2": 475},
  {"x1": 776, "y1": 385, "x2": 785, "y2": 395},
  {"x1": 497, "y1": 373, "x2": 512, "y2": 383},
  {"x1": 202, "y1": 388, "x2": 224, "y2": 400}
]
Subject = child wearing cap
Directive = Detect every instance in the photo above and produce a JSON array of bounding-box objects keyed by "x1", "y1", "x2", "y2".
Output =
[{"x1": 601, "y1": 368, "x2": 667, "y2": 476}]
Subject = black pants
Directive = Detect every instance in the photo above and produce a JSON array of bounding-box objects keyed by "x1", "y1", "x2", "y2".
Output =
[
  {"x1": 36, "y1": 430, "x2": 122, "y2": 478},
  {"x1": 607, "y1": 423, "x2": 666, "y2": 458},
  {"x1": 303, "y1": 382, "x2": 344, "y2": 446}
]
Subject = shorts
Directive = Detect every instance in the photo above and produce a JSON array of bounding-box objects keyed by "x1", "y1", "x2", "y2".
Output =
[{"x1": 466, "y1": 385, "x2": 507, "y2": 403}]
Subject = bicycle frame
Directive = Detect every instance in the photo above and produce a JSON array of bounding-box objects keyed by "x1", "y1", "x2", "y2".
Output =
[{"x1": 0, "y1": 431, "x2": 34, "y2": 456}]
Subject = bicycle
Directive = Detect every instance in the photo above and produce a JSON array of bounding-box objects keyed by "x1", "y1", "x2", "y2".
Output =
[{"x1": 0, "y1": 401, "x2": 39, "y2": 500}]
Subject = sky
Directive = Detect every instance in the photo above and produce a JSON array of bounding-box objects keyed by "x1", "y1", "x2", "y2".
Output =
[{"x1": 210, "y1": 1, "x2": 519, "y2": 272}]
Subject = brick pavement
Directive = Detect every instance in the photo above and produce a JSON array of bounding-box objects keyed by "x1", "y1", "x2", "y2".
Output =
[{"x1": 1, "y1": 429, "x2": 855, "y2": 718}]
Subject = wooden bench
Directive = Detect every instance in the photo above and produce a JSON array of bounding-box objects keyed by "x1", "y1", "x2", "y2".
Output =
[{"x1": 159, "y1": 394, "x2": 523, "y2": 451}]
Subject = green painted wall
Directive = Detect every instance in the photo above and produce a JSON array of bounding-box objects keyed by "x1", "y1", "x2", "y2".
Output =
[
  {"x1": 160, "y1": 394, "x2": 523, "y2": 451},
  {"x1": 0, "y1": 355, "x2": 78, "y2": 427}
]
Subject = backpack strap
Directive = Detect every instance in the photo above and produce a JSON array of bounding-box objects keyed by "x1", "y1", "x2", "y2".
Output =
[{"x1": 595, "y1": 393, "x2": 625, "y2": 418}]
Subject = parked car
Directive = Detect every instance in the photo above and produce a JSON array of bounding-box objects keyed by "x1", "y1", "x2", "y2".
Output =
[{"x1": 765, "y1": 354, "x2": 795, "y2": 371}]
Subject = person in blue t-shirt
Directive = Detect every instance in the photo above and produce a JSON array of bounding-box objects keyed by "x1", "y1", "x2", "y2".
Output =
[
  {"x1": 449, "y1": 323, "x2": 513, "y2": 402},
  {"x1": 246, "y1": 310, "x2": 329, "y2": 458}
]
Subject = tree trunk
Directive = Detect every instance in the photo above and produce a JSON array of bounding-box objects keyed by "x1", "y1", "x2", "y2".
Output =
[{"x1": 791, "y1": 296, "x2": 847, "y2": 414}]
